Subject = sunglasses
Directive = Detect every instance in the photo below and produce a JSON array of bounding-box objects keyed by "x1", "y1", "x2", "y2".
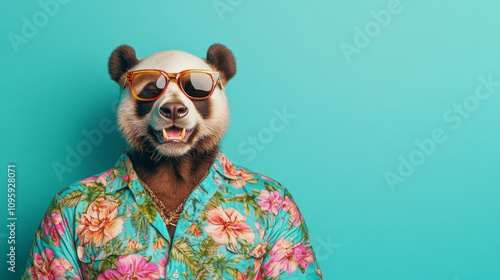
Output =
[{"x1": 124, "y1": 69, "x2": 224, "y2": 101}]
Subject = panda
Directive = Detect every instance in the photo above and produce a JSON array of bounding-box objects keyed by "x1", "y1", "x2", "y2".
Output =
[
  {"x1": 22, "y1": 44, "x2": 323, "y2": 280},
  {"x1": 109, "y1": 44, "x2": 236, "y2": 239}
]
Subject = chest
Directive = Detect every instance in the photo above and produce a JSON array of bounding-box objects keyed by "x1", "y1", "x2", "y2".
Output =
[
  {"x1": 74, "y1": 190, "x2": 268, "y2": 279},
  {"x1": 139, "y1": 178, "x2": 193, "y2": 239}
]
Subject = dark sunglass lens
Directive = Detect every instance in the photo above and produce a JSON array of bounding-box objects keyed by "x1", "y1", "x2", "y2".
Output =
[
  {"x1": 180, "y1": 72, "x2": 213, "y2": 98},
  {"x1": 132, "y1": 72, "x2": 167, "y2": 100}
]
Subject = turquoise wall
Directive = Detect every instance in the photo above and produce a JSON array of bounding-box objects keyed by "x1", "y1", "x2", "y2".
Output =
[{"x1": 2, "y1": 0, "x2": 500, "y2": 279}]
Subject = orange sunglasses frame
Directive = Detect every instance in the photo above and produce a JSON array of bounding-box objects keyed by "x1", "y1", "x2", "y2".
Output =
[{"x1": 124, "y1": 69, "x2": 224, "y2": 101}]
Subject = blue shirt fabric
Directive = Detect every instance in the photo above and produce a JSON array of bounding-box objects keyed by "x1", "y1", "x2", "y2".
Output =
[{"x1": 22, "y1": 152, "x2": 323, "y2": 279}]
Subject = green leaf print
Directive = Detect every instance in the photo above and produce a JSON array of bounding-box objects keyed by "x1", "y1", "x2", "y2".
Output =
[
  {"x1": 198, "y1": 236, "x2": 219, "y2": 259},
  {"x1": 131, "y1": 211, "x2": 148, "y2": 238},
  {"x1": 97, "y1": 255, "x2": 119, "y2": 272},
  {"x1": 263, "y1": 182, "x2": 278, "y2": 192},
  {"x1": 205, "y1": 197, "x2": 220, "y2": 211},
  {"x1": 59, "y1": 190, "x2": 83, "y2": 208},
  {"x1": 138, "y1": 198, "x2": 157, "y2": 222},
  {"x1": 171, "y1": 237, "x2": 198, "y2": 275},
  {"x1": 208, "y1": 253, "x2": 231, "y2": 279},
  {"x1": 247, "y1": 178, "x2": 260, "y2": 184}
]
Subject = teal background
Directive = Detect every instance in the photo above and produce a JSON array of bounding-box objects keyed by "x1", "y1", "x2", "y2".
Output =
[{"x1": 1, "y1": 0, "x2": 500, "y2": 279}]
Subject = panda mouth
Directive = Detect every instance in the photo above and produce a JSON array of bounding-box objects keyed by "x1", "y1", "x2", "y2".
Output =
[{"x1": 155, "y1": 126, "x2": 195, "y2": 143}]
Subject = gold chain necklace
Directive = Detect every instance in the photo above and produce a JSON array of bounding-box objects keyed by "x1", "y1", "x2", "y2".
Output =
[{"x1": 137, "y1": 170, "x2": 209, "y2": 227}]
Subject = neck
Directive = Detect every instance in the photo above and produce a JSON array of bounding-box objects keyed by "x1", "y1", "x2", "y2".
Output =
[{"x1": 129, "y1": 147, "x2": 218, "y2": 208}]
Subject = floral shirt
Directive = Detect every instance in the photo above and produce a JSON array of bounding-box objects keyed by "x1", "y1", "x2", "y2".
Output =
[{"x1": 22, "y1": 152, "x2": 323, "y2": 280}]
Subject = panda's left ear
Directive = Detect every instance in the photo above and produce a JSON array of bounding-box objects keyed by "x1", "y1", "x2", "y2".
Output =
[
  {"x1": 108, "y1": 45, "x2": 139, "y2": 85},
  {"x1": 206, "y1": 44, "x2": 236, "y2": 84}
]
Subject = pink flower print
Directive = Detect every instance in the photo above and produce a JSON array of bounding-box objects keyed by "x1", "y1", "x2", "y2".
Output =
[
  {"x1": 282, "y1": 196, "x2": 302, "y2": 226},
  {"x1": 250, "y1": 242, "x2": 268, "y2": 257},
  {"x1": 264, "y1": 237, "x2": 314, "y2": 277},
  {"x1": 97, "y1": 254, "x2": 160, "y2": 280},
  {"x1": 257, "y1": 173, "x2": 273, "y2": 181},
  {"x1": 29, "y1": 248, "x2": 75, "y2": 279},
  {"x1": 76, "y1": 197, "x2": 126, "y2": 247},
  {"x1": 42, "y1": 211, "x2": 66, "y2": 247},
  {"x1": 79, "y1": 169, "x2": 113, "y2": 186},
  {"x1": 205, "y1": 206, "x2": 255, "y2": 246},
  {"x1": 218, "y1": 154, "x2": 253, "y2": 188},
  {"x1": 255, "y1": 222, "x2": 265, "y2": 240},
  {"x1": 257, "y1": 190, "x2": 283, "y2": 215},
  {"x1": 158, "y1": 254, "x2": 168, "y2": 278},
  {"x1": 253, "y1": 257, "x2": 264, "y2": 280}
]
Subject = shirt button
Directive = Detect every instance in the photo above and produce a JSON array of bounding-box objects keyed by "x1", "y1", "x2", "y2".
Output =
[{"x1": 172, "y1": 269, "x2": 179, "y2": 279}]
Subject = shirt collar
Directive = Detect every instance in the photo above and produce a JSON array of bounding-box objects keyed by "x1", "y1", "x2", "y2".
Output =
[{"x1": 104, "y1": 151, "x2": 234, "y2": 194}]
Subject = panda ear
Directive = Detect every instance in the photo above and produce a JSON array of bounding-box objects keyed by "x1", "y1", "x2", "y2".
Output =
[
  {"x1": 206, "y1": 44, "x2": 236, "y2": 84},
  {"x1": 108, "y1": 45, "x2": 139, "y2": 85}
]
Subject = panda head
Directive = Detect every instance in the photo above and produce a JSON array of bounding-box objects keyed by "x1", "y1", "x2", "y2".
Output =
[{"x1": 108, "y1": 44, "x2": 236, "y2": 160}]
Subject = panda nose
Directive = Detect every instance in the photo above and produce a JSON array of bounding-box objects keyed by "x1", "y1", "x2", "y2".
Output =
[{"x1": 159, "y1": 102, "x2": 189, "y2": 119}]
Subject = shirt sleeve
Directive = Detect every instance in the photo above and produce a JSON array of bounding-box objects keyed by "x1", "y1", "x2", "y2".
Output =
[
  {"x1": 260, "y1": 188, "x2": 323, "y2": 279},
  {"x1": 21, "y1": 193, "x2": 83, "y2": 280}
]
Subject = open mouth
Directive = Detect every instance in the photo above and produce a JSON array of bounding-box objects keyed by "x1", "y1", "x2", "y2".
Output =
[{"x1": 154, "y1": 126, "x2": 195, "y2": 143}]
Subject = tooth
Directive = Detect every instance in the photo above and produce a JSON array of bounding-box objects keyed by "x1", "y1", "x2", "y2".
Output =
[
  {"x1": 162, "y1": 128, "x2": 169, "y2": 140},
  {"x1": 180, "y1": 128, "x2": 186, "y2": 139}
]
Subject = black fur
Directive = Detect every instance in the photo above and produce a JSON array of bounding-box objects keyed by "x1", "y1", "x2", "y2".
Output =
[
  {"x1": 192, "y1": 99, "x2": 211, "y2": 119},
  {"x1": 206, "y1": 44, "x2": 236, "y2": 83},
  {"x1": 108, "y1": 45, "x2": 138, "y2": 85},
  {"x1": 136, "y1": 101, "x2": 155, "y2": 118}
]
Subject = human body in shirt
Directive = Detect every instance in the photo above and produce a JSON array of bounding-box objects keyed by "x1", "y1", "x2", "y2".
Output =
[{"x1": 22, "y1": 44, "x2": 323, "y2": 279}]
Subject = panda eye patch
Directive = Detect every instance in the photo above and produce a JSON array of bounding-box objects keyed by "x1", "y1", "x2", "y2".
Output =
[
  {"x1": 126, "y1": 69, "x2": 223, "y2": 101},
  {"x1": 138, "y1": 82, "x2": 163, "y2": 100}
]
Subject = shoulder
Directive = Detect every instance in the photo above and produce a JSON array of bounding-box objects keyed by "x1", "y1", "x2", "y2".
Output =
[
  {"x1": 52, "y1": 165, "x2": 120, "y2": 210},
  {"x1": 216, "y1": 153, "x2": 289, "y2": 195},
  {"x1": 238, "y1": 163, "x2": 288, "y2": 193}
]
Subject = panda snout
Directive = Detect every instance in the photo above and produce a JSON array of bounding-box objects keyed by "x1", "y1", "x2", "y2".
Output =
[{"x1": 159, "y1": 102, "x2": 189, "y2": 120}]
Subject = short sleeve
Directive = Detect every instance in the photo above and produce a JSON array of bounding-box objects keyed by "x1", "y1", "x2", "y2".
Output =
[
  {"x1": 21, "y1": 193, "x2": 83, "y2": 279},
  {"x1": 261, "y1": 188, "x2": 323, "y2": 279}
]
